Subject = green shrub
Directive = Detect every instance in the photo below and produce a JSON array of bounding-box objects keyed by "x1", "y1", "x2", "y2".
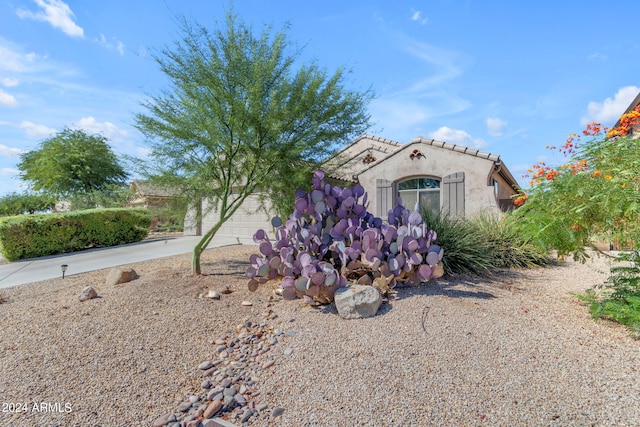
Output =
[
  {"x1": 0, "y1": 208, "x2": 150, "y2": 261},
  {"x1": 421, "y1": 209, "x2": 548, "y2": 276},
  {"x1": 574, "y1": 251, "x2": 640, "y2": 339},
  {"x1": 470, "y1": 212, "x2": 550, "y2": 269},
  {"x1": 0, "y1": 192, "x2": 56, "y2": 216}
]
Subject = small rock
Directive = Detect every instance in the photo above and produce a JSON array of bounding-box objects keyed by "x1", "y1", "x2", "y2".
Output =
[
  {"x1": 241, "y1": 408, "x2": 253, "y2": 422},
  {"x1": 283, "y1": 348, "x2": 293, "y2": 356},
  {"x1": 257, "y1": 403, "x2": 268, "y2": 412},
  {"x1": 152, "y1": 413, "x2": 176, "y2": 426},
  {"x1": 77, "y1": 286, "x2": 97, "y2": 302},
  {"x1": 272, "y1": 407, "x2": 285, "y2": 417},
  {"x1": 178, "y1": 401, "x2": 192, "y2": 412},
  {"x1": 234, "y1": 393, "x2": 247, "y2": 405},
  {"x1": 105, "y1": 267, "x2": 138, "y2": 286},
  {"x1": 215, "y1": 338, "x2": 227, "y2": 345},
  {"x1": 206, "y1": 290, "x2": 221, "y2": 299},
  {"x1": 183, "y1": 415, "x2": 197, "y2": 425},
  {"x1": 202, "y1": 399, "x2": 223, "y2": 419},
  {"x1": 262, "y1": 360, "x2": 275, "y2": 369},
  {"x1": 208, "y1": 392, "x2": 223, "y2": 402},
  {"x1": 223, "y1": 394, "x2": 235, "y2": 408},
  {"x1": 202, "y1": 366, "x2": 218, "y2": 377},
  {"x1": 223, "y1": 386, "x2": 237, "y2": 397},
  {"x1": 241, "y1": 300, "x2": 253, "y2": 306},
  {"x1": 198, "y1": 361, "x2": 214, "y2": 370},
  {"x1": 201, "y1": 379, "x2": 212, "y2": 389}
]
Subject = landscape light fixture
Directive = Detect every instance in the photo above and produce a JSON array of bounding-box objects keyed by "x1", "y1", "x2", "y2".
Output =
[{"x1": 61, "y1": 264, "x2": 68, "y2": 279}]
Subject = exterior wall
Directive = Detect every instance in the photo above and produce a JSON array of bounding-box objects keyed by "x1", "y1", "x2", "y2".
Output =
[
  {"x1": 184, "y1": 194, "x2": 273, "y2": 244},
  {"x1": 492, "y1": 171, "x2": 518, "y2": 211},
  {"x1": 358, "y1": 140, "x2": 506, "y2": 218},
  {"x1": 186, "y1": 136, "x2": 520, "y2": 241},
  {"x1": 323, "y1": 135, "x2": 401, "y2": 181}
]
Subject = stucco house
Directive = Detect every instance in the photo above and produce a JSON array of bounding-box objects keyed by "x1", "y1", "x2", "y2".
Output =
[
  {"x1": 184, "y1": 134, "x2": 520, "y2": 243},
  {"x1": 129, "y1": 180, "x2": 178, "y2": 209}
]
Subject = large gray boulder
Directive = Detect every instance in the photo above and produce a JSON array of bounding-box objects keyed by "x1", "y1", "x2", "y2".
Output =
[{"x1": 334, "y1": 285, "x2": 382, "y2": 319}]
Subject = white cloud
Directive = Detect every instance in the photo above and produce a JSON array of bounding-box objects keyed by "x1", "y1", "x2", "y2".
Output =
[
  {"x1": 0, "y1": 89, "x2": 17, "y2": 107},
  {"x1": 95, "y1": 34, "x2": 125, "y2": 56},
  {"x1": 411, "y1": 10, "x2": 428, "y2": 25},
  {"x1": 1, "y1": 77, "x2": 19, "y2": 87},
  {"x1": 486, "y1": 117, "x2": 507, "y2": 137},
  {"x1": 0, "y1": 144, "x2": 25, "y2": 157},
  {"x1": 19, "y1": 121, "x2": 57, "y2": 138},
  {"x1": 582, "y1": 85, "x2": 640, "y2": 125},
  {"x1": 429, "y1": 126, "x2": 487, "y2": 149},
  {"x1": 16, "y1": 0, "x2": 84, "y2": 38},
  {"x1": 72, "y1": 116, "x2": 129, "y2": 142},
  {"x1": 0, "y1": 168, "x2": 21, "y2": 177},
  {"x1": 399, "y1": 41, "x2": 463, "y2": 91},
  {"x1": 0, "y1": 39, "x2": 42, "y2": 74},
  {"x1": 370, "y1": 38, "x2": 470, "y2": 141}
]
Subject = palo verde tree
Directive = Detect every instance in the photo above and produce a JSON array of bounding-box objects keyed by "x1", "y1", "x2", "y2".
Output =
[
  {"x1": 135, "y1": 11, "x2": 373, "y2": 275},
  {"x1": 17, "y1": 127, "x2": 128, "y2": 199}
]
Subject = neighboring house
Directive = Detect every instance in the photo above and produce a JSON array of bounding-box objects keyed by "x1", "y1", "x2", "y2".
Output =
[
  {"x1": 184, "y1": 134, "x2": 520, "y2": 244},
  {"x1": 129, "y1": 180, "x2": 178, "y2": 209}
]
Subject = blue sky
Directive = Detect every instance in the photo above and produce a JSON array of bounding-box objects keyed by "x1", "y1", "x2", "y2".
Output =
[{"x1": 1, "y1": 0, "x2": 639, "y2": 196}]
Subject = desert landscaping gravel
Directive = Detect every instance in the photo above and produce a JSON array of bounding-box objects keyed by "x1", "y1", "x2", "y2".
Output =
[{"x1": 0, "y1": 244, "x2": 639, "y2": 426}]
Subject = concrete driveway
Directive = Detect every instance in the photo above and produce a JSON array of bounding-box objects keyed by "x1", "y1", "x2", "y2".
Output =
[{"x1": 0, "y1": 235, "x2": 242, "y2": 290}]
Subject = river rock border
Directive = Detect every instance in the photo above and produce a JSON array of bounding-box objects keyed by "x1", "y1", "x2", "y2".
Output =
[{"x1": 153, "y1": 306, "x2": 293, "y2": 426}]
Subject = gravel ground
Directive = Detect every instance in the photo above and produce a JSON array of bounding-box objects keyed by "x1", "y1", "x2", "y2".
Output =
[{"x1": 0, "y1": 245, "x2": 639, "y2": 427}]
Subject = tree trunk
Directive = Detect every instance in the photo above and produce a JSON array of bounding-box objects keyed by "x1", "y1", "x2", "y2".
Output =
[{"x1": 191, "y1": 221, "x2": 223, "y2": 275}]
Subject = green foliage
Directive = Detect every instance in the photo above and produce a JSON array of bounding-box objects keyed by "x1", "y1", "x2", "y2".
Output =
[
  {"x1": 0, "y1": 208, "x2": 150, "y2": 261},
  {"x1": 575, "y1": 251, "x2": 640, "y2": 339},
  {"x1": 512, "y1": 125, "x2": 640, "y2": 336},
  {"x1": 509, "y1": 132, "x2": 640, "y2": 259},
  {"x1": 422, "y1": 209, "x2": 548, "y2": 276},
  {"x1": 0, "y1": 192, "x2": 56, "y2": 216},
  {"x1": 18, "y1": 128, "x2": 128, "y2": 197},
  {"x1": 148, "y1": 203, "x2": 187, "y2": 233},
  {"x1": 468, "y1": 212, "x2": 550, "y2": 269},
  {"x1": 134, "y1": 9, "x2": 373, "y2": 274},
  {"x1": 67, "y1": 184, "x2": 136, "y2": 210}
]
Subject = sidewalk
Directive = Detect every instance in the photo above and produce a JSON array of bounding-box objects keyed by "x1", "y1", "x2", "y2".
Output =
[{"x1": 0, "y1": 235, "x2": 242, "y2": 290}]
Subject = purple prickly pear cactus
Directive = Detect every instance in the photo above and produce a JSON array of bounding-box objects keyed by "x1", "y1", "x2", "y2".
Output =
[{"x1": 247, "y1": 169, "x2": 444, "y2": 303}]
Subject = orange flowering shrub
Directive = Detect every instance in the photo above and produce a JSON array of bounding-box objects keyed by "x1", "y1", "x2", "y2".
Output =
[
  {"x1": 509, "y1": 119, "x2": 640, "y2": 260},
  {"x1": 606, "y1": 104, "x2": 640, "y2": 138}
]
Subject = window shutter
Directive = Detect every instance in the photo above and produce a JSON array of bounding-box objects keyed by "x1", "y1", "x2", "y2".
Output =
[
  {"x1": 376, "y1": 179, "x2": 394, "y2": 218},
  {"x1": 442, "y1": 172, "x2": 465, "y2": 217}
]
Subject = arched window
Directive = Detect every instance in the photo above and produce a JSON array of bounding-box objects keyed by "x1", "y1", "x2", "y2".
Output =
[{"x1": 397, "y1": 177, "x2": 440, "y2": 214}]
